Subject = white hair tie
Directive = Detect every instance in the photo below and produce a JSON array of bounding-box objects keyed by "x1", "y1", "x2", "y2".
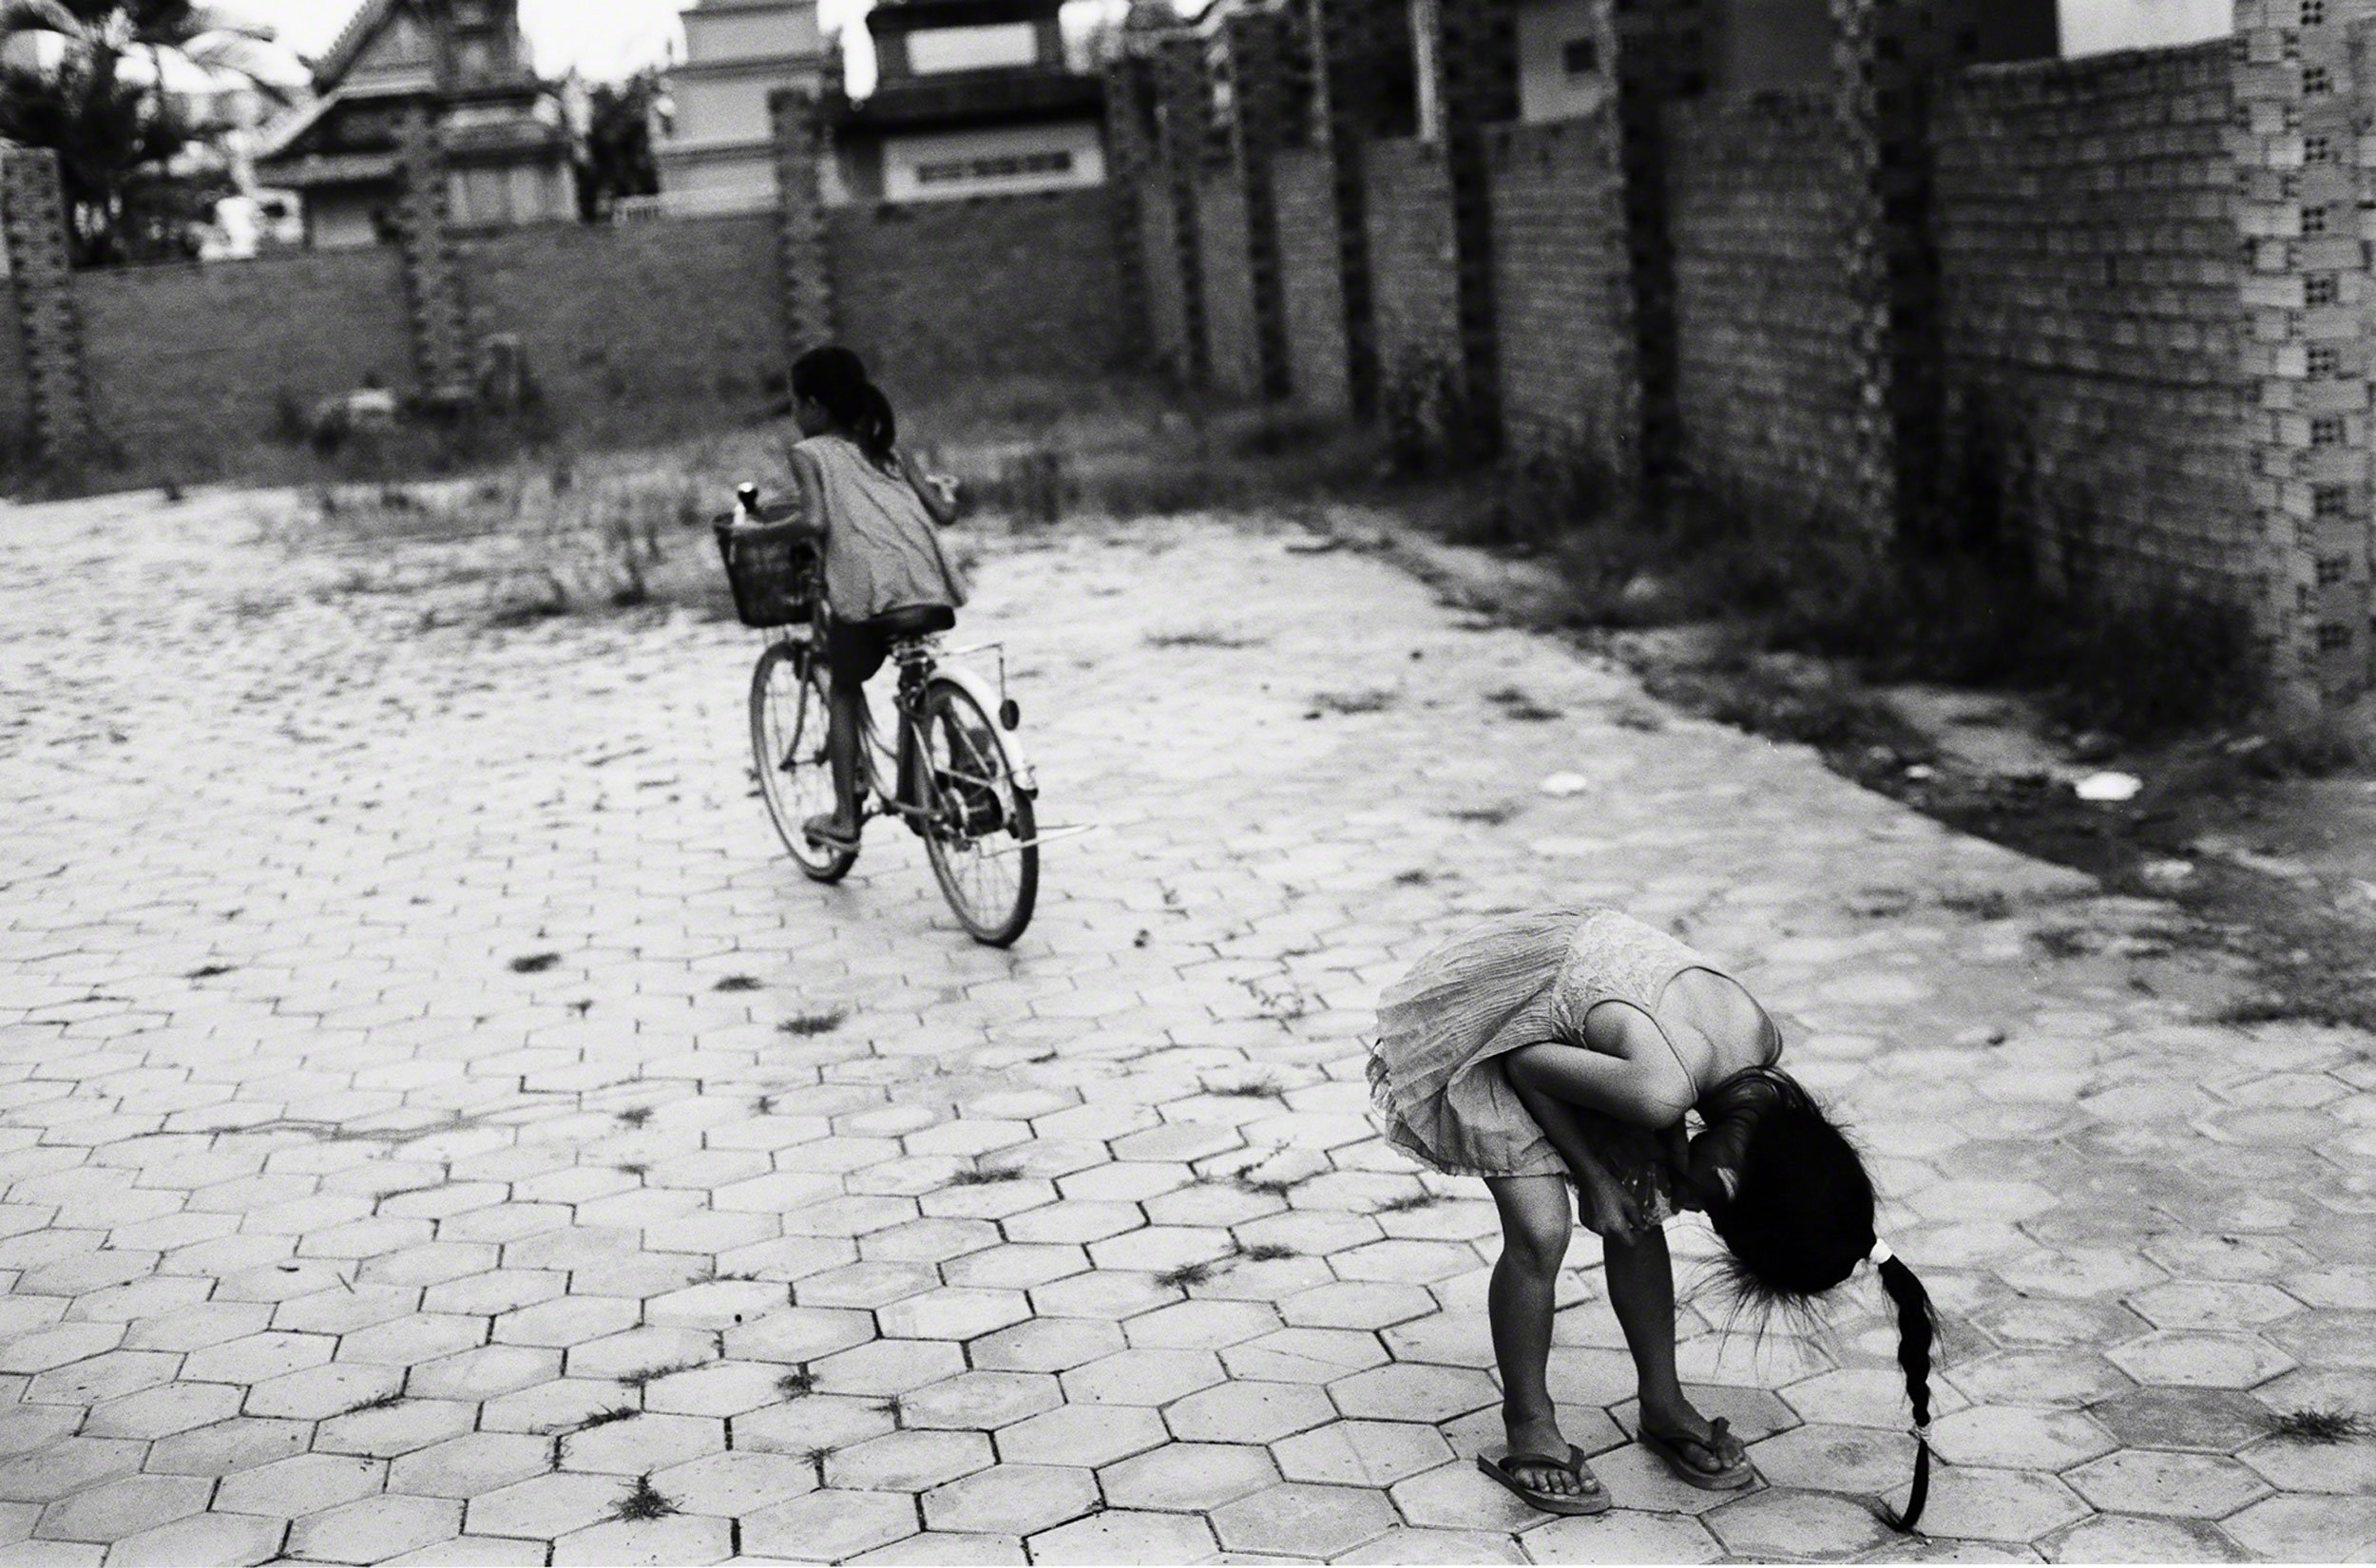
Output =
[{"x1": 1868, "y1": 1239, "x2": 1894, "y2": 1266}]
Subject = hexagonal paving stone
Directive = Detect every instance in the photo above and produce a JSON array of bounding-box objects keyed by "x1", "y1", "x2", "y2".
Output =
[
  {"x1": 827, "y1": 1430, "x2": 997, "y2": 1493},
  {"x1": 639, "y1": 1360, "x2": 785, "y2": 1419},
  {"x1": 2108, "y1": 1332, "x2": 2296, "y2": 1390},
  {"x1": 466, "y1": 1473, "x2": 628, "y2": 1540},
  {"x1": 896, "y1": 1371, "x2": 1062, "y2": 1432},
  {"x1": 1099, "y1": 1443, "x2": 1281, "y2": 1512},
  {"x1": 1209, "y1": 1481, "x2": 1397, "y2": 1558},
  {"x1": 34, "y1": 1474, "x2": 213, "y2": 1544},
  {"x1": 1927, "y1": 1405, "x2": 2118, "y2": 1470},
  {"x1": 1386, "y1": 1459, "x2": 1547, "y2": 1534},
  {"x1": 1329, "y1": 1362, "x2": 1500, "y2": 1424},
  {"x1": 1914, "y1": 1466, "x2": 2093, "y2": 1542},
  {"x1": 920, "y1": 1463, "x2": 1099, "y2": 1537},
  {"x1": 1279, "y1": 1282, "x2": 1437, "y2": 1330},
  {"x1": 1523, "y1": 1510, "x2": 1723, "y2": 1564},
  {"x1": 2042, "y1": 1514, "x2": 2251, "y2": 1563},
  {"x1": 2239, "y1": 1433, "x2": 2376, "y2": 1495},
  {"x1": 104, "y1": 1511, "x2": 287, "y2": 1568},
  {"x1": 388, "y1": 1432, "x2": 557, "y2": 1499},
  {"x1": 1704, "y1": 1488, "x2": 1891, "y2": 1559},
  {"x1": 285, "y1": 1496, "x2": 462, "y2": 1565},
  {"x1": 1027, "y1": 1509, "x2": 1219, "y2": 1564},
  {"x1": 2131, "y1": 1281, "x2": 2302, "y2": 1333},
  {"x1": 710, "y1": 1475, "x2": 912, "y2": 1560},
  {"x1": 1122, "y1": 1299, "x2": 1282, "y2": 1351},
  {"x1": 875, "y1": 1288, "x2": 1032, "y2": 1343},
  {"x1": 1165, "y1": 1379, "x2": 1337, "y2": 1444},
  {"x1": 212, "y1": 1453, "x2": 386, "y2": 1520},
  {"x1": 649, "y1": 1450, "x2": 816, "y2": 1517},
  {"x1": 2221, "y1": 1493, "x2": 2376, "y2": 1559},
  {"x1": 1271, "y1": 1420, "x2": 1450, "y2": 1489},
  {"x1": 2087, "y1": 1386, "x2": 2272, "y2": 1453},
  {"x1": 846, "y1": 1530, "x2": 1025, "y2": 1565},
  {"x1": 557, "y1": 1412, "x2": 723, "y2": 1477},
  {"x1": 969, "y1": 1317, "x2": 1124, "y2": 1374},
  {"x1": 550, "y1": 1515, "x2": 733, "y2": 1567},
  {"x1": 1060, "y1": 1348, "x2": 1224, "y2": 1406},
  {"x1": 2061, "y1": 1447, "x2": 2271, "y2": 1519},
  {"x1": 1746, "y1": 1423, "x2": 1916, "y2": 1496},
  {"x1": 994, "y1": 1404, "x2": 1168, "y2": 1469},
  {"x1": 813, "y1": 1339, "x2": 969, "y2": 1398}
]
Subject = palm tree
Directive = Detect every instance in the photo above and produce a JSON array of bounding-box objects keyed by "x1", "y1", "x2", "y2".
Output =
[{"x1": 0, "y1": 0, "x2": 309, "y2": 263}]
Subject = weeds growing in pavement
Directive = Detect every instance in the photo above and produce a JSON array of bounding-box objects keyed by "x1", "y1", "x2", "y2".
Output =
[
  {"x1": 948, "y1": 1167, "x2": 1022, "y2": 1186},
  {"x1": 618, "y1": 1362, "x2": 703, "y2": 1390},
  {"x1": 1236, "y1": 1243, "x2": 1297, "y2": 1263},
  {"x1": 1157, "y1": 1261, "x2": 1217, "y2": 1290},
  {"x1": 778, "y1": 1009, "x2": 848, "y2": 1037},
  {"x1": 777, "y1": 1368, "x2": 816, "y2": 1399},
  {"x1": 612, "y1": 1474, "x2": 679, "y2": 1522},
  {"x1": 2265, "y1": 1407, "x2": 2370, "y2": 1443},
  {"x1": 340, "y1": 1391, "x2": 405, "y2": 1415},
  {"x1": 509, "y1": 952, "x2": 561, "y2": 973},
  {"x1": 1380, "y1": 1193, "x2": 1443, "y2": 1213},
  {"x1": 1146, "y1": 627, "x2": 1265, "y2": 650},
  {"x1": 580, "y1": 1405, "x2": 640, "y2": 1430},
  {"x1": 714, "y1": 975, "x2": 762, "y2": 992}
]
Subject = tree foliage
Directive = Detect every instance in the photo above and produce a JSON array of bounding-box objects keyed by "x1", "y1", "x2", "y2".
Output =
[{"x1": 575, "y1": 69, "x2": 661, "y2": 222}]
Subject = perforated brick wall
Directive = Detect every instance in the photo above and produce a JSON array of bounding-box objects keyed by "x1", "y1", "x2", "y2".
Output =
[
  {"x1": 0, "y1": 258, "x2": 30, "y2": 462},
  {"x1": 1, "y1": 144, "x2": 93, "y2": 460},
  {"x1": 1274, "y1": 143, "x2": 1351, "y2": 413},
  {"x1": 1664, "y1": 87, "x2": 1864, "y2": 522},
  {"x1": 1934, "y1": 46, "x2": 2256, "y2": 613},
  {"x1": 1137, "y1": 172, "x2": 1192, "y2": 374},
  {"x1": 1197, "y1": 164, "x2": 1262, "y2": 399},
  {"x1": 1363, "y1": 136, "x2": 1461, "y2": 403},
  {"x1": 74, "y1": 248, "x2": 412, "y2": 476},
  {"x1": 1486, "y1": 110, "x2": 1633, "y2": 472},
  {"x1": 827, "y1": 188, "x2": 1130, "y2": 393},
  {"x1": 469, "y1": 215, "x2": 785, "y2": 443}
]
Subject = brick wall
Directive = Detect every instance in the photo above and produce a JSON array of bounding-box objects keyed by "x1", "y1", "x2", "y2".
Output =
[
  {"x1": 470, "y1": 214, "x2": 783, "y2": 441},
  {"x1": 1363, "y1": 137, "x2": 1460, "y2": 403},
  {"x1": 1664, "y1": 88, "x2": 1863, "y2": 521},
  {"x1": 0, "y1": 280, "x2": 29, "y2": 462},
  {"x1": 1138, "y1": 173, "x2": 1191, "y2": 374},
  {"x1": 1274, "y1": 143, "x2": 1351, "y2": 414},
  {"x1": 75, "y1": 248, "x2": 412, "y2": 475},
  {"x1": 1934, "y1": 45, "x2": 2253, "y2": 611},
  {"x1": 828, "y1": 186, "x2": 1129, "y2": 398},
  {"x1": 1196, "y1": 164, "x2": 1262, "y2": 399},
  {"x1": 1486, "y1": 110, "x2": 1631, "y2": 472}
]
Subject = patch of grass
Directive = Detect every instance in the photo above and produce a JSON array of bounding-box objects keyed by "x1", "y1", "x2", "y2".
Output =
[
  {"x1": 1379, "y1": 1193, "x2": 1443, "y2": 1213},
  {"x1": 1391, "y1": 869, "x2": 1437, "y2": 887},
  {"x1": 754, "y1": 1096, "x2": 776, "y2": 1116},
  {"x1": 1236, "y1": 1176, "x2": 1301, "y2": 1198},
  {"x1": 2032, "y1": 928, "x2": 2096, "y2": 961},
  {"x1": 339, "y1": 1390, "x2": 405, "y2": 1415},
  {"x1": 1312, "y1": 688, "x2": 1397, "y2": 717},
  {"x1": 509, "y1": 952, "x2": 562, "y2": 974},
  {"x1": 874, "y1": 1395, "x2": 905, "y2": 1425},
  {"x1": 2264, "y1": 1407, "x2": 2370, "y2": 1443},
  {"x1": 615, "y1": 1107, "x2": 654, "y2": 1128},
  {"x1": 1216, "y1": 1078, "x2": 1290, "y2": 1101},
  {"x1": 778, "y1": 1009, "x2": 848, "y2": 1037},
  {"x1": 611, "y1": 1473, "x2": 679, "y2": 1523},
  {"x1": 948, "y1": 1167, "x2": 1023, "y2": 1187},
  {"x1": 1449, "y1": 803, "x2": 1519, "y2": 826},
  {"x1": 1156, "y1": 1261, "x2": 1217, "y2": 1290},
  {"x1": 1943, "y1": 890, "x2": 2015, "y2": 921},
  {"x1": 714, "y1": 975, "x2": 762, "y2": 993},
  {"x1": 579, "y1": 1405, "x2": 640, "y2": 1430},
  {"x1": 1145, "y1": 627, "x2": 1263, "y2": 650},
  {"x1": 1235, "y1": 1242, "x2": 1297, "y2": 1263},
  {"x1": 1487, "y1": 686, "x2": 1562, "y2": 722},
  {"x1": 617, "y1": 1361, "x2": 704, "y2": 1390},
  {"x1": 616, "y1": 1162, "x2": 649, "y2": 1178},
  {"x1": 777, "y1": 1368, "x2": 816, "y2": 1399}
]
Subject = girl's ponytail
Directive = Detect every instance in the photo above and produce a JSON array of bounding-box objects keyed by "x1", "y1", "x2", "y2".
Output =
[
  {"x1": 856, "y1": 381, "x2": 898, "y2": 471},
  {"x1": 1875, "y1": 1251, "x2": 1938, "y2": 1533}
]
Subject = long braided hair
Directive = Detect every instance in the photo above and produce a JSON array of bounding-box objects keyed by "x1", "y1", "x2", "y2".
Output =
[{"x1": 1701, "y1": 1068, "x2": 1939, "y2": 1532}]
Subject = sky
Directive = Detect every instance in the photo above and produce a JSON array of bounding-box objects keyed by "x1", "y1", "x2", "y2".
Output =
[{"x1": 237, "y1": 0, "x2": 865, "y2": 83}]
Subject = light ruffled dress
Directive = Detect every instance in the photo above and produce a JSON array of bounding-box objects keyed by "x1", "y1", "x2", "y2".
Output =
[{"x1": 1368, "y1": 907, "x2": 1750, "y2": 1233}]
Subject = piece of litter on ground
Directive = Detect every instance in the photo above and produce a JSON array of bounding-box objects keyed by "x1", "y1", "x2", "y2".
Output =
[
  {"x1": 2075, "y1": 772, "x2": 2143, "y2": 803},
  {"x1": 1540, "y1": 772, "x2": 1591, "y2": 797}
]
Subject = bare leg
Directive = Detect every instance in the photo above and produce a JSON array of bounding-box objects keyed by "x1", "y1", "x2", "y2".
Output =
[
  {"x1": 1603, "y1": 1219, "x2": 1746, "y2": 1475},
  {"x1": 1484, "y1": 1176, "x2": 1597, "y2": 1500},
  {"x1": 823, "y1": 671, "x2": 867, "y2": 836}
]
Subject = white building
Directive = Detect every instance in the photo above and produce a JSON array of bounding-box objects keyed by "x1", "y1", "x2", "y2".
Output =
[
  {"x1": 658, "y1": 0, "x2": 832, "y2": 217},
  {"x1": 830, "y1": 0, "x2": 1106, "y2": 206}
]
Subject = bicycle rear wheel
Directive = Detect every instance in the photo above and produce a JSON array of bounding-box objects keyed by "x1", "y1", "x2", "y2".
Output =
[
  {"x1": 750, "y1": 641, "x2": 857, "y2": 883},
  {"x1": 916, "y1": 679, "x2": 1038, "y2": 947}
]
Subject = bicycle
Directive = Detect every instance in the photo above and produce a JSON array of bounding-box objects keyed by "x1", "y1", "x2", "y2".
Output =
[{"x1": 713, "y1": 485, "x2": 1042, "y2": 947}]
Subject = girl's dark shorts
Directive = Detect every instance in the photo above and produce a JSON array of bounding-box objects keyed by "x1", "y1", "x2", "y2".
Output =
[{"x1": 825, "y1": 619, "x2": 894, "y2": 686}]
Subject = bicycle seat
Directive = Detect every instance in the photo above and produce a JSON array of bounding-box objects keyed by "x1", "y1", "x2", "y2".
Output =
[{"x1": 870, "y1": 604, "x2": 957, "y2": 641}]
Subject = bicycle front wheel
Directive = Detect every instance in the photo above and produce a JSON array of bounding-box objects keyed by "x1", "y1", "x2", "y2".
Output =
[
  {"x1": 749, "y1": 641, "x2": 857, "y2": 883},
  {"x1": 916, "y1": 679, "x2": 1038, "y2": 947}
]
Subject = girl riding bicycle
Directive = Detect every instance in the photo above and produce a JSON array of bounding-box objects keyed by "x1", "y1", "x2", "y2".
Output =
[{"x1": 779, "y1": 346, "x2": 968, "y2": 852}]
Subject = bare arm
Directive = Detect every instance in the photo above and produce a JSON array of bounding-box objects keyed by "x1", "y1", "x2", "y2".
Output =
[
  {"x1": 897, "y1": 449, "x2": 959, "y2": 528},
  {"x1": 782, "y1": 446, "x2": 829, "y2": 540}
]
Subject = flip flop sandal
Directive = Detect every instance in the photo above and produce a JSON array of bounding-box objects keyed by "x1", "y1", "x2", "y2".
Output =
[
  {"x1": 801, "y1": 815, "x2": 860, "y2": 851},
  {"x1": 1639, "y1": 1418, "x2": 1756, "y2": 1491},
  {"x1": 1476, "y1": 1445, "x2": 1612, "y2": 1517}
]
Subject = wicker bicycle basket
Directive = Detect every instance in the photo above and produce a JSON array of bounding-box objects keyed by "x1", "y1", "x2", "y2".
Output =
[{"x1": 714, "y1": 520, "x2": 819, "y2": 629}]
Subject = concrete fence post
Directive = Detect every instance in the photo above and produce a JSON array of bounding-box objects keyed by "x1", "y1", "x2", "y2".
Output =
[
  {"x1": 772, "y1": 88, "x2": 837, "y2": 366},
  {"x1": 1151, "y1": 32, "x2": 1213, "y2": 388},
  {"x1": 1435, "y1": 0, "x2": 1518, "y2": 457},
  {"x1": 394, "y1": 107, "x2": 476, "y2": 406},
  {"x1": 2231, "y1": 0, "x2": 2373, "y2": 709},
  {"x1": 1305, "y1": 0, "x2": 1389, "y2": 418},
  {"x1": 1228, "y1": 6, "x2": 1297, "y2": 400},
  {"x1": 0, "y1": 143, "x2": 96, "y2": 463},
  {"x1": 1102, "y1": 52, "x2": 1158, "y2": 367},
  {"x1": 1608, "y1": 0, "x2": 1701, "y2": 500}
]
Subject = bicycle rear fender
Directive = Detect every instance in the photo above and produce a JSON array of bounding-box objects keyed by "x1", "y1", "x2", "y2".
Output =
[{"x1": 929, "y1": 668, "x2": 1037, "y2": 796}]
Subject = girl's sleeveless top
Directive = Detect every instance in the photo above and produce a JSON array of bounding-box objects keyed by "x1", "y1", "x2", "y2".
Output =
[{"x1": 800, "y1": 434, "x2": 968, "y2": 621}]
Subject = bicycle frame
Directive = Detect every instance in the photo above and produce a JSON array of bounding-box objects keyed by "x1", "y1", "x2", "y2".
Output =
[{"x1": 776, "y1": 622, "x2": 1039, "y2": 819}]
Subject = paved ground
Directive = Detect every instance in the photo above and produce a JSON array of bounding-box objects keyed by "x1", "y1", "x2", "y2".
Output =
[{"x1": 1, "y1": 487, "x2": 2371, "y2": 1567}]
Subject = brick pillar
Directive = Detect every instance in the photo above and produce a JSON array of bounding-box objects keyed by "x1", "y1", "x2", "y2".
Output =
[
  {"x1": 1828, "y1": 0, "x2": 1906, "y2": 545},
  {"x1": 0, "y1": 144, "x2": 95, "y2": 462},
  {"x1": 393, "y1": 107, "x2": 474, "y2": 406},
  {"x1": 2230, "y1": 0, "x2": 2371, "y2": 710},
  {"x1": 772, "y1": 88, "x2": 837, "y2": 364},
  {"x1": 1152, "y1": 32, "x2": 1212, "y2": 387},
  {"x1": 1436, "y1": 0, "x2": 1518, "y2": 458},
  {"x1": 1307, "y1": 0, "x2": 1396, "y2": 417},
  {"x1": 1102, "y1": 53, "x2": 1157, "y2": 365},
  {"x1": 1609, "y1": 0, "x2": 1704, "y2": 500},
  {"x1": 1229, "y1": 7, "x2": 1297, "y2": 400}
]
